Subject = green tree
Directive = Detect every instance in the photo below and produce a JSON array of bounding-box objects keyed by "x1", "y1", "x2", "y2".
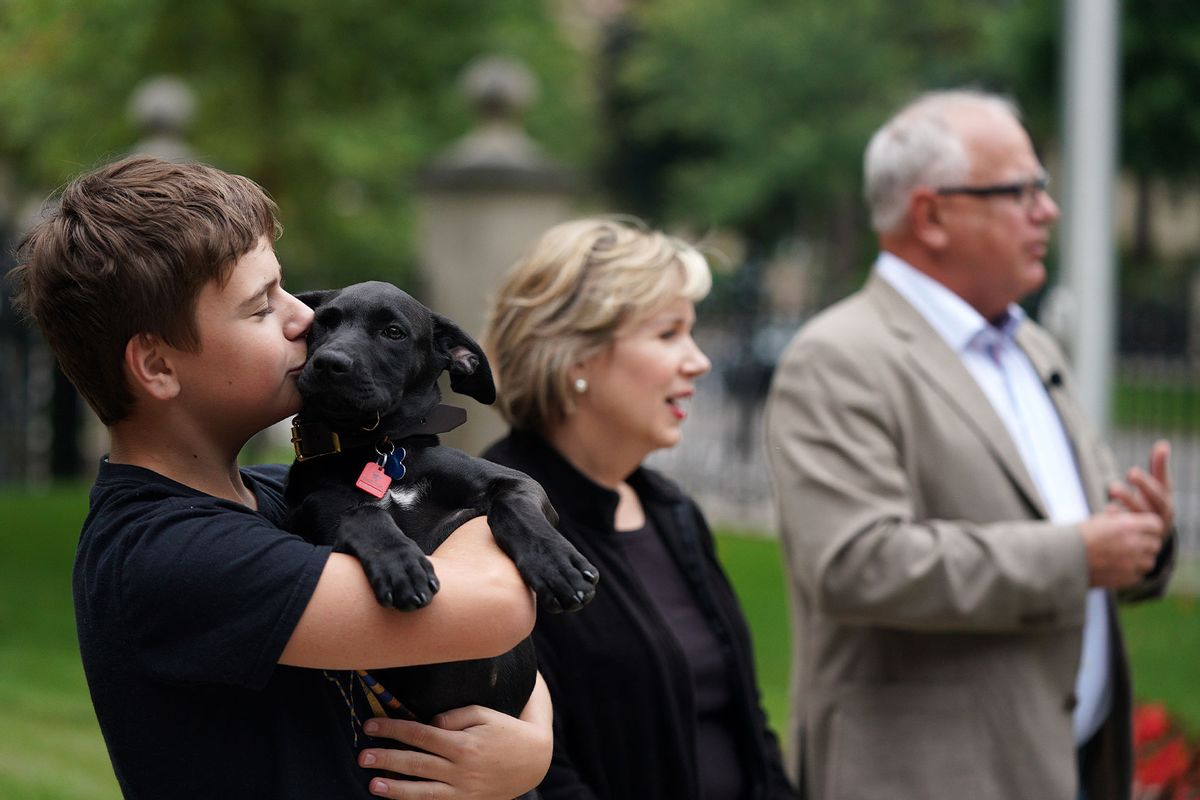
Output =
[
  {"x1": 994, "y1": 1, "x2": 1200, "y2": 266},
  {"x1": 0, "y1": 0, "x2": 591, "y2": 289},
  {"x1": 609, "y1": 0, "x2": 1051, "y2": 302}
]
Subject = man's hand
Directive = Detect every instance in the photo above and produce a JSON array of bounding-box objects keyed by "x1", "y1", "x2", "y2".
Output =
[
  {"x1": 1106, "y1": 439, "x2": 1173, "y2": 535},
  {"x1": 1079, "y1": 510, "x2": 1165, "y2": 589},
  {"x1": 356, "y1": 671, "x2": 553, "y2": 798}
]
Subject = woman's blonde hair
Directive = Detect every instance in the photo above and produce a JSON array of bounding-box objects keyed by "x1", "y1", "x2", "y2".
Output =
[{"x1": 482, "y1": 217, "x2": 711, "y2": 433}]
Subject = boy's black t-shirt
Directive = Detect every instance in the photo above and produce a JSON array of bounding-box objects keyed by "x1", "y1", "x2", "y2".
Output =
[{"x1": 76, "y1": 460, "x2": 380, "y2": 798}]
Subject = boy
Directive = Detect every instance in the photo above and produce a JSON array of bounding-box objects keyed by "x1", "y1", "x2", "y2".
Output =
[{"x1": 11, "y1": 155, "x2": 552, "y2": 799}]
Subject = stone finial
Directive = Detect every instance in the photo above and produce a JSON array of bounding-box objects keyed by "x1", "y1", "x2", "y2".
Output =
[
  {"x1": 129, "y1": 75, "x2": 196, "y2": 163},
  {"x1": 460, "y1": 55, "x2": 539, "y2": 123},
  {"x1": 420, "y1": 55, "x2": 572, "y2": 191}
]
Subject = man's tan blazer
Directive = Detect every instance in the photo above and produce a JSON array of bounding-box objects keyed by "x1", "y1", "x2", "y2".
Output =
[{"x1": 765, "y1": 274, "x2": 1171, "y2": 800}]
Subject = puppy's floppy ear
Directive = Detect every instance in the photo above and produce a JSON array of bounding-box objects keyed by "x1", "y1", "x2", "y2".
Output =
[
  {"x1": 432, "y1": 312, "x2": 496, "y2": 405},
  {"x1": 295, "y1": 289, "x2": 338, "y2": 310}
]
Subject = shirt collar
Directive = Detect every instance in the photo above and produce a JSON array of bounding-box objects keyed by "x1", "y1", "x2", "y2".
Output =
[{"x1": 874, "y1": 251, "x2": 1025, "y2": 353}]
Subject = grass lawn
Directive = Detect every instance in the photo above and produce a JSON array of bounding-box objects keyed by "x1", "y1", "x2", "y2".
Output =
[
  {"x1": 0, "y1": 484, "x2": 119, "y2": 800},
  {"x1": 1113, "y1": 377, "x2": 1200, "y2": 434},
  {"x1": 1, "y1": 485, "x2": 1196, "y2": 797}
]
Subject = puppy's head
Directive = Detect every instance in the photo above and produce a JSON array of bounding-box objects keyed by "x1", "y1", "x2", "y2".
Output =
[{"x1": 296, "y1": 281, "x2": 495, "y2": 431}]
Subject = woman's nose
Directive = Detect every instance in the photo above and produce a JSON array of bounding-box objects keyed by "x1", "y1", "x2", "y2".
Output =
[{"x1": 684, "y1": 338, "x2": 711, "y2": 376}]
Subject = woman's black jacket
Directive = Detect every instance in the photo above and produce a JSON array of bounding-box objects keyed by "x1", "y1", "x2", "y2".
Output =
[{"x1": 483, "y1": 429, "x2": 795, "y2": 799}]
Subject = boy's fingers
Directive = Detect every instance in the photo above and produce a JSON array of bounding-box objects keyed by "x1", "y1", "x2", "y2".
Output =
[
  {"x1": 368, "y1": 776, "x2": 451, "y2": 799},
  {"x1": 359, "y1": 747, "x2": 451, "y2": 783},
  {"x1": 363, "y1": 717, "x2": 460, "y2": 759},
  {"x1": 430, "y1": 704, "x2": 492, "y2": 732}
]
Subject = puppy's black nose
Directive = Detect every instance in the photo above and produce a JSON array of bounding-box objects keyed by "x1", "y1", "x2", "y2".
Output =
[{"x1": 311, "y1": 349, "x2": 353, "y2": 376}]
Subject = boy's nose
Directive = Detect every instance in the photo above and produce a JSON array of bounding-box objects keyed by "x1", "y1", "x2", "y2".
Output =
[{"x1": 288, "y1": 294, "x2": 315, "y2": 339}]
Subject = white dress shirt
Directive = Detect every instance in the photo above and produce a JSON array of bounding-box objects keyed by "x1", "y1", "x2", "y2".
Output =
[{"x1": 875, "y1": 251, "x2": 1111, "y2": 745}]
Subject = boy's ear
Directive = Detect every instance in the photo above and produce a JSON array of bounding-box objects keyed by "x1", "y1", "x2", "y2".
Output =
[
  {"x1": 123, "y1": 333, "x2": 180, "y2": 401},
  {"x1": 295, "y1": 289, "x2": 337, "y2": 310},
  {"x1": 432, "y1": 312, "x2": 496, "y2": 405}
]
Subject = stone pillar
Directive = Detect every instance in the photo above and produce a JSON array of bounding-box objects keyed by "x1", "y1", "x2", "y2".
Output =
[{"x1": 416, "y1": 55, "x2": 578, "y2": 456}]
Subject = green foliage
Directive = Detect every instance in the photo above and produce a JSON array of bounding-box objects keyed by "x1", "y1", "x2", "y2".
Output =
[
  {"x1": 612, "y1": 0, "x2": 1023, "y2": 245},
  {"x1": 1122, "y1": 2, "x2": 1200, "y2": 183},
  {"x1": 0, "y1": 0, "x2": 591, "y2": 290},
  {"x1": 991, "y1": 1, "x2": 1200, "y2": 186},
  {"x1": 612, "y1": 0, "x2": 1200, "y2": 243}
]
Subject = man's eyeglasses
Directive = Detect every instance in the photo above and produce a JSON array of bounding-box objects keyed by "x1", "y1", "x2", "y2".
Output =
[{"x1": 935, "y1": 174, "x2": 1051, "y2": 213}]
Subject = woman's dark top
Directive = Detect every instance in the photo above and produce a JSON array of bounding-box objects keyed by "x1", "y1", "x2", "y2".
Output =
[
  {"x1": 617, "y1": 515, "x2": 746, "y2": 799},
  {"x1": 483, "y1": 429, "x2": 795, "y2": 800}
]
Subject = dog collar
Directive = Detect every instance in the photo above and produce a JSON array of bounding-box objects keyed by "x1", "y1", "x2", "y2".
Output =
[{"x1": 290, "y1": 404, "x2": 468, "y2": 462}]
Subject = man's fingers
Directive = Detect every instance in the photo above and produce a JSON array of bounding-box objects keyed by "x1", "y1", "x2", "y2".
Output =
[
  {"x1": 1108, "y1": 481, "x2": 1144, "y2": 513},
  {"x1": 1126, "y1": 468, "x2": 1169, "y2": 516},
  {"x1": 1149, "y1": 439, "x2": 1172, "y2": 488},
  {"x1": 1139, "y1": 535, "x2": 1162, "y2": 570},
  {"x1": 1083, "y1": 510, "x2": 1169, "y2": 589},
  {"x1": 1113, "y1": 511, "x2": 1164, "y2": 534}
]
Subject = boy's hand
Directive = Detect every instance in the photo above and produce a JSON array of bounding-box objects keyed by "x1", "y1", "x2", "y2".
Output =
[{"x1": 358, "y1": 672, "x2": 553, "y2": 798}]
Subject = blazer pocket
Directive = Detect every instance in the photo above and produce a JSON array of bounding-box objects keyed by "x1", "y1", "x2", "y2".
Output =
[{"x1": 830, "y1": 683, "x2": 988, "y2": 800}]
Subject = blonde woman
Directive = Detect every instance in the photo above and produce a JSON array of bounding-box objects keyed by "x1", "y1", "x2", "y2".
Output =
[{"x1": 482, "y1": 219, "x2": 795, "y2": 799}]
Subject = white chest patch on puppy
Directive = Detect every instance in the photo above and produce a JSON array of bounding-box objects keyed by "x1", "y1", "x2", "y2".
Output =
[{"x1": 378, "y1": 483, "x2": 423, "y2": 510}]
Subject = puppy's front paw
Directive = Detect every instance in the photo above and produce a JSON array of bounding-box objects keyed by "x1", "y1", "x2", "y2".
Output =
[
  {"x1": 362, "y1": 541, "x2": 440, "y2": 610},
  {"x1": 518, "y1": 544, "x2": 599, "y2": 614}
]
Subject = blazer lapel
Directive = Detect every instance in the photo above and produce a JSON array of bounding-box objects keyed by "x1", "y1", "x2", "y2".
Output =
[
  {"x1": 1015, "y1": 324, "x2": 1108, "y2": 513},
  {"x1": 865, "y1": 274, "x2": 1050, "y2": 519}
]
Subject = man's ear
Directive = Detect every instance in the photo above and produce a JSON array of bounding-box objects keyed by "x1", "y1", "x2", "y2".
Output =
[
  {"x1": 432, "y1": 312, "x2": 496, "y2": 405},
  {"x1": 295, "y1": 289, "x2": 337, "y2": 311},
  {"x1": 910, "y1": 188, "x2": 950, "y2": 250},
  {"x1": 123, "y1": 333, "x2": 180, "y2": 401}
]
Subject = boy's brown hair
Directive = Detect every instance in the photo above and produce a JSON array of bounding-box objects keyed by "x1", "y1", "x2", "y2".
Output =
[{"x1": 9, "y1": 155, "x2": 281, "y2": 425}]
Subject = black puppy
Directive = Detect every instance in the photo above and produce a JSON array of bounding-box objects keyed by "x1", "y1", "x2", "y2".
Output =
[{"x1": 284, "y1": 280, "x2": 598, "y2": 723}]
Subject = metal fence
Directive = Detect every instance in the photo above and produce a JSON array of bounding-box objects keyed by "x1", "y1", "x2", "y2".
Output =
[{"x1": 1109, "y1": 356, "x2": 1200, "y2": 556}]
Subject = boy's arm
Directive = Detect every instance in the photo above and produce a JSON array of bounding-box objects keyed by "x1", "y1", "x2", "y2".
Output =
[
  {"x1": 354, "y1": 671, "x2": 554, "y2": 799},
  {"x1": 279, "y1": 516, "x2": 535, "y2": 669}
]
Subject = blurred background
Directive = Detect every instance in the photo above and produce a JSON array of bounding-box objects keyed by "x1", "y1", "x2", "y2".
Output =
[{"x1": 0, "y1": 1, "x2": 1197, "y2": 797}]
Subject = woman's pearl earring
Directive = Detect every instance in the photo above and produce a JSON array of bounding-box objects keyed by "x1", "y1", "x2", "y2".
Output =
[{"x1": 573, "y1": 377, "x2": 588, "y2": 394}]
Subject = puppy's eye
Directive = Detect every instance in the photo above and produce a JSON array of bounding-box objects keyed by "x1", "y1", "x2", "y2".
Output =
[{"x1": 383, "y1": 324, "x2": 407, "y2": 340}]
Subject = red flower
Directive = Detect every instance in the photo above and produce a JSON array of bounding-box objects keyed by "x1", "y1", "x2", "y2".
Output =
[
  {"x1": 1136, "y1": 703, "x2": 1172, "y2": 747},
  {"x1": 1137, "y1": 738, "x2": 1193, "y2": 788}
]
